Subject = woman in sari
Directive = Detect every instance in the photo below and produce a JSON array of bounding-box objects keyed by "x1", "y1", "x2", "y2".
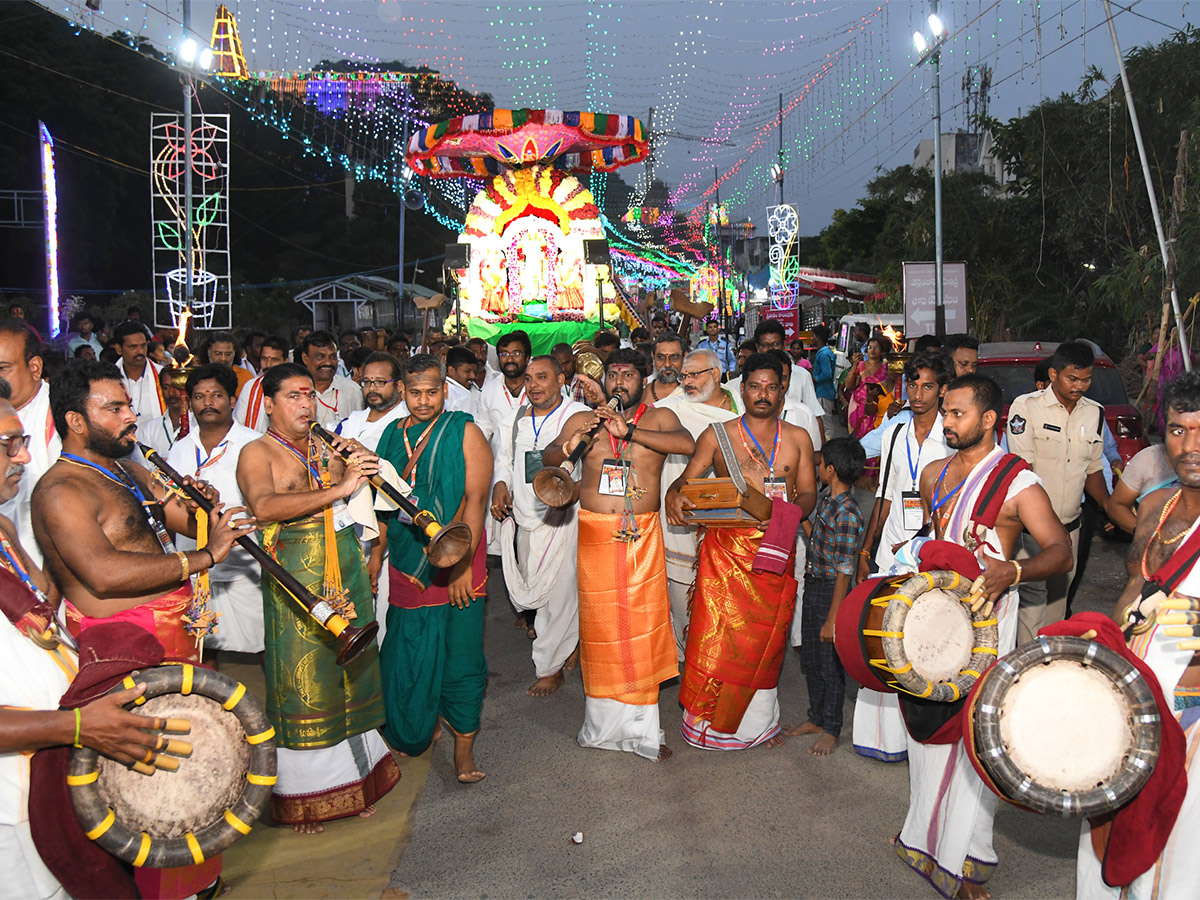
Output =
[{"x1": 844, "y1": 334, "x2": 894, "y2": 439}]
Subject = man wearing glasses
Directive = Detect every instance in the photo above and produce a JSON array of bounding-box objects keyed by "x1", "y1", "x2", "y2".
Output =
[
  {"x1": 654, "y1": 349, "x2": 739, "y2": 660},
  {"x1": 0, "y1": 319, "x2": 60, "y2": 567},
  {"x1": 646, "y1": 332, "x2": 685, "y2": 406},
  {"x1": 335, "y1": 352, "x2": 409, "y2": 635}
]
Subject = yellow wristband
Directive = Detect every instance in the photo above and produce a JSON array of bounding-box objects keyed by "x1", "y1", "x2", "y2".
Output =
[
  {"x1": 1010, "y1": 559, "x2": 1022, "y2": 586},
  {"x1": 177, "y1": 551, "x2": 190, "y2": 581},
  {"x1": 73, "y1": 707, "x2": 82, "y2": 749}
]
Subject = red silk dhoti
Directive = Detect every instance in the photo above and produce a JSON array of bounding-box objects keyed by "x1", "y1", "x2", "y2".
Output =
[
  {"x1": 64, "y1": 584, "x2": 199, "y2": 664},
  {"x1": 679, "y1": 526, "x2": 797, "y2": 734},
  {"x1": 65, "y1": 585, "x2": 220, "y2": 898},
  {"x1": 577, "y1": 510, "x2": 677, "y2": 704}
]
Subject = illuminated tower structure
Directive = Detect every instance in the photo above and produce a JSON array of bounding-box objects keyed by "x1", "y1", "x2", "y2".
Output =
[{"x1": 210, "y1": 5, "x2": 248, "y2": 79}]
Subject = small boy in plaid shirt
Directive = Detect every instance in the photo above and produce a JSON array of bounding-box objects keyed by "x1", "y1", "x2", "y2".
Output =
[{"x1": 790, "y1": 437, "x2": 865, "y2": 756}]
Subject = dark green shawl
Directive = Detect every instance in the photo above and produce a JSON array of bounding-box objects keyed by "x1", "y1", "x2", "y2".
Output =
[{"x1": 376, "y1": 410, "x2": 471, "y2": 588}]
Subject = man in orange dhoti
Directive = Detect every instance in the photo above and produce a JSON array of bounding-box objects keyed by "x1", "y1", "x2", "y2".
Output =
[
  {"x1": 32, "y1": 361, "x2": 256, "y2": 900},
  {"x1": 544, "y1": 349, "x2": 694, "y2": 761},
  {"x1": 666, "y1": 353, "x2": 817, "y2": 750}
]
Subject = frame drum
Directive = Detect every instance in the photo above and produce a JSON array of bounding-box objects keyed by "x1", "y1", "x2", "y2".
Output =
[
  {"x1": 965, "y1": 636, "x2": 1161, "y2": 817},
  {"x1": 835, "y1": 570, "x2": 999, "y2": 702},
  {"x1": 68, "y1": 663, "x2": 277, "y2": 868}
]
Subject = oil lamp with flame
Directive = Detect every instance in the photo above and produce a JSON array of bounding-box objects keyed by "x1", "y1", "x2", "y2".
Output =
[{"x1": 879, "y1": 321, "x2": 910, "y2": 376}]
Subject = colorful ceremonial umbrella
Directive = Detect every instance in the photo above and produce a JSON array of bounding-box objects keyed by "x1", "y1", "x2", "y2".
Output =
[{"x1": 407, "y1": 109, "x2": 649, "y2": 178}]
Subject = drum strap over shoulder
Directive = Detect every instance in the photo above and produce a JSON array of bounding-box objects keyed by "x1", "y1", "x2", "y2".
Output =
[
  {"x1": 1148, "y1": 519, "x2": 1200, "y2": 595},
  {"x1": 710, "y1": 421, "x2": 749, "y2": 494},
  {"x1": 970, "y1": 453, "x2": 1029, "y2": 530}
]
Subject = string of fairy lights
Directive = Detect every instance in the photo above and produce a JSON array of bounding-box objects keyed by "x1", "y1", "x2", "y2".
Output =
[{"x1": 43, "y1": 0, "x2": 1189, "y2": 277}]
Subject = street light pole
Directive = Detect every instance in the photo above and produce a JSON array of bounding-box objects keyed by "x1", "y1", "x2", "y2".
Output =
[
  {"x1": 915, "y1": 5, "x2": 949, "y2": 336},
  {"x1": 183, "y1": 0, "x2": 194, "y2": 311},
  {"x1": 931, "y1": 42, "x2": 945, "y2": 337}
]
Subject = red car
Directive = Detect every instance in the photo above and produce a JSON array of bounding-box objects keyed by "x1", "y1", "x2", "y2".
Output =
[{"x1": 976, "y1": 342, "x2": 1149, "y2": 466}]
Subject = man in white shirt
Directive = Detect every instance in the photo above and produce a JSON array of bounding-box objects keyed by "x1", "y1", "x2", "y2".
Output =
[
  {"x1": 65, "y1": 313, "x2": 103, "y2": 360},
  {"x1": 476, "y1": 330, "x2": 533, "y2": 628},
  {"x1": 490, "y1": 355, "x2": 590, "y2": 694},
  {"x1": 113, "y1": 322, "x2": 164, "y2": 422},
  {"x1": 849, "y1": 351, "x2": 952, "y2": 763},
  {"x1": 139, "y1": 366, "x2": 187, "y2": 460},
  {"x1": 445, "y1": 346, "x2": 480, "y2": 419},
  {"x1": 302, "y1": 331, "x2": 363, "y2": 426},
  {"x1": 236, "y1": 336, "x2": 289, "y2": 433},
  {"x1": 335, "y1": 352, "x2": 408, "y2": 642},
  {"x1": 0, "y1": 321, "x2": 60, "y2": 567},
  {"x1": 725, "y1": 320, "x2": 822, "y2": 419},
  {"x1": 238, "y1": 330, "x2": 266, "y2": 375},
  {"x1": 166, "y1": 363, "x2": 264, "y2": 654}
]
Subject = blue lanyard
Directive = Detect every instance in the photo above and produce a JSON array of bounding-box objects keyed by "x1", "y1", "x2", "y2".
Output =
[
  {"x1": 906, "y1": 423, "x2": 920, "y2": 485},
  {"x1": 60, "y1": 453, "x2": 150, "y2": 505},
  {"x1": 530, "y1": 400, "x2": 563, "y2": 449},
  {"x1": 0, "y1": 532, "x2": 46, "y2": 603},
  {"x1": 267, "y1": 432, "x2": 323, "y2": 483},
  {"x1": 931, "y1": 460, "x2": 964, "y2": 513},
  {"x1": 739, "y1": 416, "x2": 779, "y2": 472}
]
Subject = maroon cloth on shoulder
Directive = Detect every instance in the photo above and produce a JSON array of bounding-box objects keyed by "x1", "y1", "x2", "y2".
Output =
[
  {"x1": 917, "y1": 539, "x2": 982, "y2": 580},
  {"x1": 28, "y1": 621, "x2": 166, "y2": 900},
  {"x1": 1039, "y1": 613, "x2": 1187, "y2": 888}
]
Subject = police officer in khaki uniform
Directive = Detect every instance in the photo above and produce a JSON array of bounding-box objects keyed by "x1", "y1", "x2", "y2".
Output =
[{"x1": 1006, "y1": 340, "x2": 1109, "y2": 643}]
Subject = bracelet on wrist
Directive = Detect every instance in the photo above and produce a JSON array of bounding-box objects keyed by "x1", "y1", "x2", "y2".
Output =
[
  {"x1": 1010, "y1": 559, "x2": 1023, "y2": 586},
  {"x1": 73, "y1": 707, "x2": 83, "y2": 749},
  {"x1": 202, "y1": 548, "x2": 215, "y2": 568}
]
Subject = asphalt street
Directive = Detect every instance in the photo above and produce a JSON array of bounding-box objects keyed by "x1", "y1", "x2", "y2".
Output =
[{"x1": 387, "y1": 526, "x2": 1130, "y2": 899}]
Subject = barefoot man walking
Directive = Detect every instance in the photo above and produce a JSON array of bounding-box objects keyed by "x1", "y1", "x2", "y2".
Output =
[
  {"x1": 896, "y1": 374, "x2": 1071, "y2": 900},
  {"x1": 236, "y1": 362, "x2": 398, "y2": 834},
  {"x1": 543, "y1": 348, "x2": 694, "y2": 761},
  {"x1": 666, "y1": 353, "x2": 816, "y2": 751},
  {"x1": 491, "y1": 355, "x2": 590, "y2": 697}
]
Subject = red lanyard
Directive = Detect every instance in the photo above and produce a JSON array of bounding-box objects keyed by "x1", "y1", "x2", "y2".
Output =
[
  {"x1": 609, "y1": 404, "x2": 648, "y2": 457},
  {"x1": 317, "y1": 389, "x2": 339, "y2": 414}
]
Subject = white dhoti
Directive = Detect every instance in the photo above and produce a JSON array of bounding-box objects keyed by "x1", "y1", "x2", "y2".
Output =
[
  {"x1": 896, "y1": 586, "x2": 1019, "y2": 899},
  {"x1": 788, "y1": 533, "x2": 808, "y2": 646},
  {"x1": 0, "y1": 823, "x2": 67, "y2": 900},
  {"x1": 577, "y1": 698, "x2": 663, "y2": 761},
  {"x1": 502, "y1": 516, "x2": 579, "y2": 678},
  {"x1": 851, "y1": 689, "x2": 909, "y2": 762},
  {"x1": 273, "y1": 730, "x2": 395, "y2": 820},
  {"x1": 1075, "y1": 554, "x2": 1200, "y2": 900},
  {"x1": 208, "y1": 572, "x2": 264, "y2": 653},
  {"x1": 680, "y1": 687, "x2": 780, "y2": 750}
]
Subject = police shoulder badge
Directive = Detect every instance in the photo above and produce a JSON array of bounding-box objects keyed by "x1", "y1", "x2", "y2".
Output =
[{"x1": 1009, "y1": 414, "x2": 1026, "y2": 435}]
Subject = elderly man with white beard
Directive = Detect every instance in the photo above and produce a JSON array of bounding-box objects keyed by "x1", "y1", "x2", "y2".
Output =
[{"x1": 654, "y1": 349, "x2": 740, "y2": 659}]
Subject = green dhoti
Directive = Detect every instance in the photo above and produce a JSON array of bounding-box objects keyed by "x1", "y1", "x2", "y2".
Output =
[
  {"x1": 262, "y1": 521, "x2": 385, "y2": 748},
  {"x1": 380, "y1": 577, "x2": 487, "y2": 757}
]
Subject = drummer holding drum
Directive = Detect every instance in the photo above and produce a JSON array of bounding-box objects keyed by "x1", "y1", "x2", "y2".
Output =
[{"x1": 894, "y1": 374, "x2": 1071, "y2": 900}]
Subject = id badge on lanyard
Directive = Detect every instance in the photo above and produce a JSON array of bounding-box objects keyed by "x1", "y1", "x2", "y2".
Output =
[
  {"x1": 901, "y1": 491, "x2": 924, "y2": 531},
  {"x1": 524, "y1": 449, "x2": 543, "y2": 483},
  {"x1": 599, "y1": 458, "x2": 628, "y2": 496},
  {"x1": 763, "y1": 477, "x2": 788, "y2": 500}
]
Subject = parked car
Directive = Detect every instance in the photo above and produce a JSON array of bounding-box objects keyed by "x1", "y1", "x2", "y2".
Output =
[{"x1": 976, "y1": 342, "x2": 1148, "y2": 465}]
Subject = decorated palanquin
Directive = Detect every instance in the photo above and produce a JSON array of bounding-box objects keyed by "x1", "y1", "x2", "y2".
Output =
[{"x1": 407, "y1": 109, "x2": 650, "y2": 323}]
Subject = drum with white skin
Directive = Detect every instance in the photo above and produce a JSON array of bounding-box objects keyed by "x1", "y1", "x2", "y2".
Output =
[{"x1": 965, "y1": 635, "x2": 1161, "y2": 817}]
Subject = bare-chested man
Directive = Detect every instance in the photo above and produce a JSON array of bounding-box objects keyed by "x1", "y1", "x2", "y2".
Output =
[
  {"x1": 236, "y1": 362, "x2": 398, "y2": 834},
  {"x1": 542, "y1": 347, "x2": 694, "y2": 761},
  {"x1": 666, "y1": 352, "x2": 817, "y2": 751},
  {"x1": 33, "y1": 360, "x2": 253, "y2": 659},
  {"x1": 896, "y1": 374, "x2": 1071, "y2": 900},
  {"x1": 1079, "y1": 371, "x2": 1200, "y2": 899},
  {"x1": 31, "y1": 360, "x2": 254, "y2": 900}
]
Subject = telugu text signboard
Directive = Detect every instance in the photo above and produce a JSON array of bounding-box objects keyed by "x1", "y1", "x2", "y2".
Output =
[{"x1": 903, "y1": 261, "x2": 968, "y2": 337}]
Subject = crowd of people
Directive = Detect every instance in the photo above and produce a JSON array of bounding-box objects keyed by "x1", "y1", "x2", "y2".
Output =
[{"x1": 0, "y1": 302, "x2": 1196, "y2": 900}]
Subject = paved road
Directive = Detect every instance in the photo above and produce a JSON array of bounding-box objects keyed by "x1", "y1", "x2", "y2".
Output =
[{"x1": 389, "y1": 526, "x2": 1130, "y2": 899}]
